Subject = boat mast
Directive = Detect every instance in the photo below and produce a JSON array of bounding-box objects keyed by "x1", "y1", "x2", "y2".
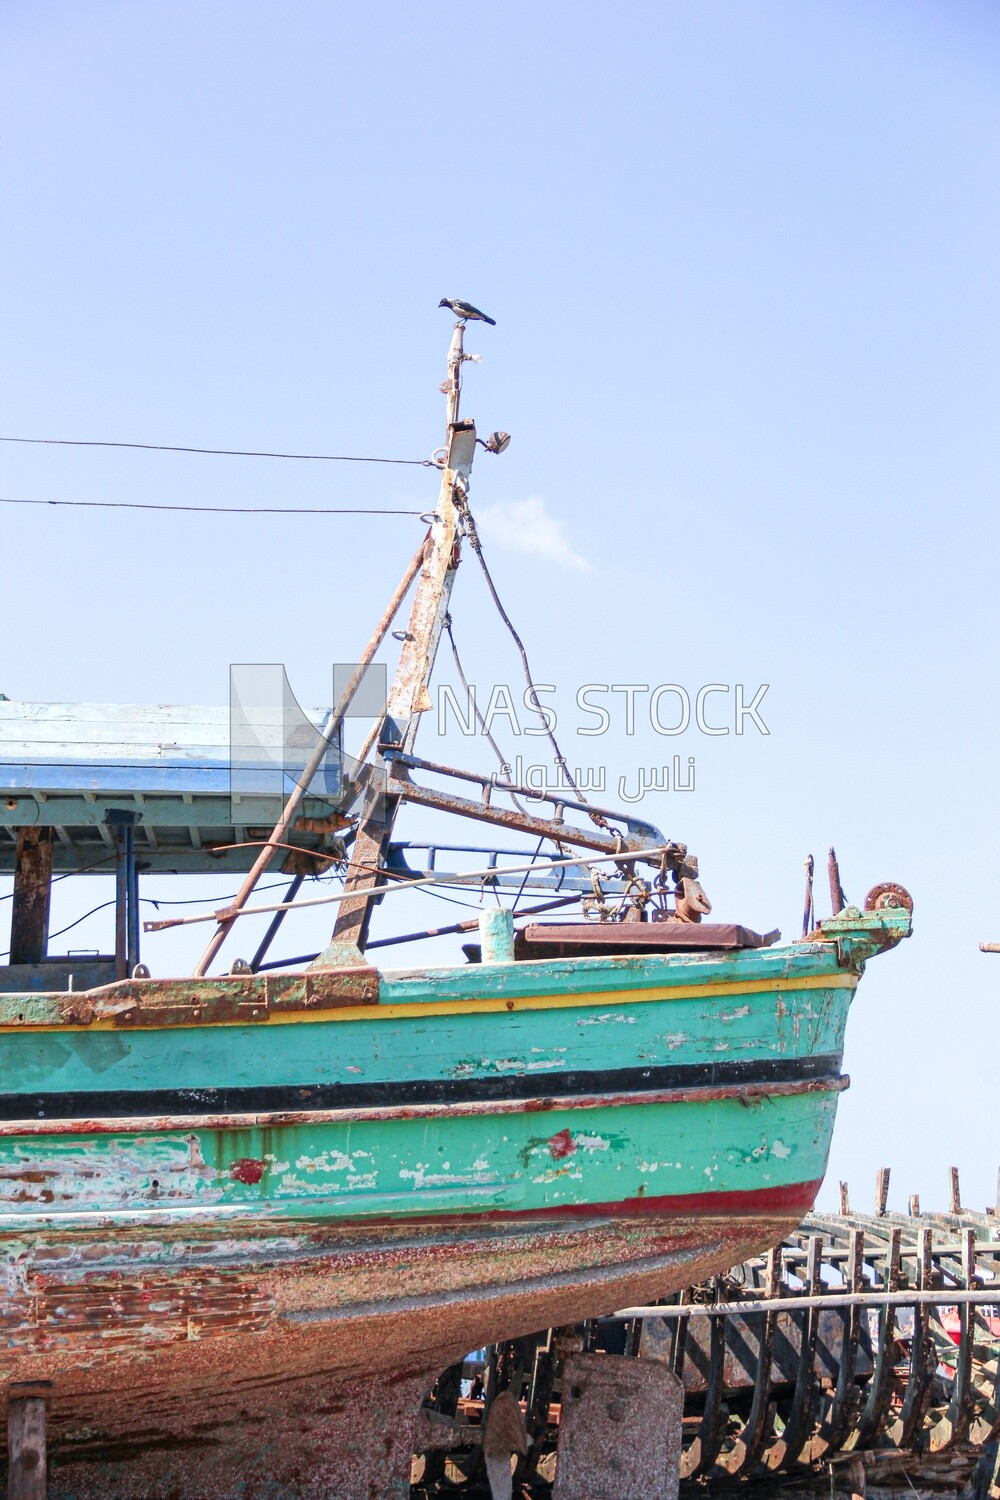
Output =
[{"x1": 320, "y1": 321, "x2": 478, "y2": 960}]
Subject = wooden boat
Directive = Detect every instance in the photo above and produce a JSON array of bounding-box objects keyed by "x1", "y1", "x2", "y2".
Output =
[
  {"x1": 0, "y1": 902, "x2": 910, "y2": 1497},
  {"x1": 0, "y1": 319, "x2": 913, "y2": 1497}
]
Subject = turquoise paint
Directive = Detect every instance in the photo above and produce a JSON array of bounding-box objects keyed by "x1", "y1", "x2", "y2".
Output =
[
  {"x1": 0, "y1": 979, "x2": 851, "y2": 1095},
  {"x1": 0, "y1": 1089, "x2": 839, "y2": 1227},
  {"x1": 0, "y1": 908, "x2": 910, "y2": 1241}
]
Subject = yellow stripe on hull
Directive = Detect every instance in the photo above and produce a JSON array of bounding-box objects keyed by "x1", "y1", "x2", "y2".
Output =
[{"x1": 1, "y1": 970, "x2": 856, "y2": 1033}]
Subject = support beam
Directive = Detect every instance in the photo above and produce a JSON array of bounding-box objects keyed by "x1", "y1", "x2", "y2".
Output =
[
  {"x1": 9, "y1": 827, "x2": 53, "y2": 966},
  {"x1": 7, "y1": 1383, "x2": 49, "y2": 1500},
  {"x1": 104, "y1": 808, "x2": 141, "y2": 980}
]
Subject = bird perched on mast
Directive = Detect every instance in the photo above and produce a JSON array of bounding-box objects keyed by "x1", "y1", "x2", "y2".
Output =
[{"x1": 439, "y1": 298, "x2": 496, "y2": 326}]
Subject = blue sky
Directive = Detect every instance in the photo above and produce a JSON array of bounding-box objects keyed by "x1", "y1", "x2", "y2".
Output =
[{"x1": 2, "y1": 0, "x2": 998, "y2": 1212}]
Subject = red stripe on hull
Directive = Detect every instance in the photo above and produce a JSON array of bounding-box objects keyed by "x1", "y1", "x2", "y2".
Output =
[
  {"x1": 518, "y1": 1176, "x2": 825, "y2": 1220},
  {"x1": 356, "y1": 1176, "x2": 824, "y2": 1229}
]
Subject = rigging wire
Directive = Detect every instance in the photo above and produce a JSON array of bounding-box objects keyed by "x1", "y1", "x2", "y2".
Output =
[
  {"x1": 443, "y1": 614, "x2": 529, "y2": 818},
  {"x1": 0, "y1": 496, "x2": 424, "y2": 517},
  {"x1": 455, "y1": 499, "x2": 611, "y2": 832},
  {"x1": 0, "y1": 436, "x2": 435, "y2": 467},
  {"x1": 510, "y1": 836, "x2": 547, "y2": 915},
  {"x1": 446, "y1": 621, "x2": 554, "y2": 912}
]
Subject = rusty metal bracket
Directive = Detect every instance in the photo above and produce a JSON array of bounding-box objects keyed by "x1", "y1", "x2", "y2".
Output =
[
  {"x1": 50, "y1": 966, "x2": 380, "y2": 1028},
  {"x1": 383, "y1": 751, "x2": 695, "y2": 873}
]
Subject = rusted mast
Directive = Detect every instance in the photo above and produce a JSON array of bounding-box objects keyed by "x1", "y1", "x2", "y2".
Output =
[{"x1": 320, "y1": 321, "x2": 475, "y2": 961}]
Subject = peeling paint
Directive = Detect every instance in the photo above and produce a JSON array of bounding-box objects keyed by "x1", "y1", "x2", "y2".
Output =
[{"x1": 576, "y1": 1012, "x2": 636, "y2": 1027}]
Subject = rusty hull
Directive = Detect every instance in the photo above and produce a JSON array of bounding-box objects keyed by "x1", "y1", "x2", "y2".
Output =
[{"x1": 0, "y1": 1209, "x2": 798, "y2": 1498}]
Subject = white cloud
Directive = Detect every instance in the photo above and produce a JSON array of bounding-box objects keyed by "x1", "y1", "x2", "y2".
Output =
[{"x1": 474, "y1": 496, "x2": 592, "y2": 573}]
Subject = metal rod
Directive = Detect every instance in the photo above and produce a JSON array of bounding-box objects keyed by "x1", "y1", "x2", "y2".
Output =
[
  {"x1": 777, "y1": 1240, "x2": 1000, "y2": 1262},
  {"x1": 250, "y1": 873, "x2": 305, "y2": 971},
  {"x1": 105, "y1": 809, "x2": 140, "y2": 980},
  {"x1": 802, "y1": 853, "x2": 814, "y2": 937},
  {"x1": 613, "y1": 1288, "x2": 1000, "y2": 1319},
  {"x1": 125, "y1": 817, "x2": 139, "y2": 973},
  {"x1": 191, "y1": 539, "x2": 425, "y2": 975},
  {"x1": 255, "y1": 894, "x2": 581, "y2": 968},
  {"x1": 144, "y1": 844, "x2": 681, "y2": 931},
  {"x1": 114, "y1": 825, "x2": 127, "y2": 979}
]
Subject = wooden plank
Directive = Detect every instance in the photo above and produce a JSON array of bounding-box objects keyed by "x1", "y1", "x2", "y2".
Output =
[
  {"x1": 518, "y1": 922, "x2": 774, "y2": 953},
  {"x1": 9, "y1": 827, "x2": 53, "y2": 965}
]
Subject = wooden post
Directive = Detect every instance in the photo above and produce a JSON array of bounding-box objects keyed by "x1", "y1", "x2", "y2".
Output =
[
  {"x1": 949, "y1": 1166, "x2": 962, "y2": 1214},
  {"x1": 7, "y1": 1383, "x2": 49, "y2": 1500},
  {"x1": 839, "y1": 1180, "x2": 850, "y2": 1215},
  {"x1": 9, "y1": 828, "x2": 53, "y2": 966},
  {"x1": 874, "y1": 1167, "x2": 890, "y2": 1217}
]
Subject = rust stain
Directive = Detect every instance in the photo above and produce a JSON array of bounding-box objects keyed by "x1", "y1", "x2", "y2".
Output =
[
  {"x1": 548, "y1": 1129, "x2": 576, "y2": 1161},
  {"x1": 229, "y1": 1158, "x2": 267, "y2": 1185}
]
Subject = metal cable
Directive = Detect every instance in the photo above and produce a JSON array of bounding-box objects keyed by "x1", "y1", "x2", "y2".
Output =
[
  {"x1": 443, "y1": 614, "x2": 529, "y2": 817},
  {"x1": 0, "y1": 496, "x2": 424, "y2": 516},
  {"x1": 0, "y1": 436, "x2": 435, "y2": 466},
  {"x1": 457, "y1": 499, "x2": 610, "y2": 831}
]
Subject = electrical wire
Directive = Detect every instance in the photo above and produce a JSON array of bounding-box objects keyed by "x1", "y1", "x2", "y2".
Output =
[
  {"x1": 0, "y1": 496, "x2": 423, "y2": 517},
  {"x1": 143, "y1": 877, "x2": 298, "y2": 908},
  {"x1": 0, "y1": 852, "x2": 118, "y2": 901},
  {"x1": 0, "y1": 436, "x2": 435, "y2": 466},
  {"x1": 48, "y1": 901, "x2": 121, "y2": 940},
  {"x1": 0, "y1": 874, "x2": 328, "y2": 957}
]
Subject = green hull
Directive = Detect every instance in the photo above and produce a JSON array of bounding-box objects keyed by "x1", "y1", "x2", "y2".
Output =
[{"x1": 0, "y1": 905, "x2": 910, "y2": 1499}]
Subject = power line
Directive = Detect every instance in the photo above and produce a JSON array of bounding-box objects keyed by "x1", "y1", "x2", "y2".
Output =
[
  {"x1": 0, "y1": 436, "x2": 435, "y2": 467},
  {"x1": 0, "y1": 496, "x2": 424, "y2": 517}
]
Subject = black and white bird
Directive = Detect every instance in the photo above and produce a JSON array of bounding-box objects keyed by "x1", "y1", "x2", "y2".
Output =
[{"x1": 438, "y1": 298, "x2": 496, "y2": 326}]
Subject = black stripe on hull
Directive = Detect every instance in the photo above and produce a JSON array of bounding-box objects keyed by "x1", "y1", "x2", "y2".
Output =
[{"x1": 0, "y1": 1053, "x2": 842, "y2": 1122}]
